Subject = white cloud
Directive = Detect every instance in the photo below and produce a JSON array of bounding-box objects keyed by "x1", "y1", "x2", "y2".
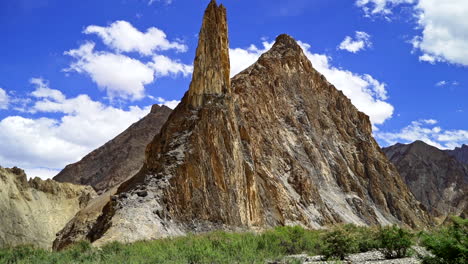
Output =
[
  {"x1": 65, "y1": 42, "x2": 155, "y2": 101},
  {"x1": 435, "y1": 80, "x2": 447, "y2": 87},
  {"x1": 148, "y1": 0, "x2": 172, "y2": 5},
  {"x1": 411, "y1": 0, "x2": 468, "y2": 66},
  {"x1": 30, "y1": 78, "x2": 66, "y2": 102},
  {"x1": 229, "y1": 42, "x2": 274, "y2": 77},
  {"x1": 148, "y1": 55, "x2": 193, "y2": 77},
  {"x1": 24, "y1": 168, "x2": 61, "y2": 180},
  {"x1": 0, "y1": 80, "x2": 151, "y2": 178},
  {"x1": 84, "y1": 20, "x2": 186, "y2": 56},
  {"x1": 375, "y1": 119, "x2": 468, "y2": 149},
  {"x1": 338, "y1": 31, "x2": 372, "y2": 53},
  {"x1": 356, "y1": 0, "x2": 415, "y2": 17},
  {"x1": 0, "y1": 88, "x2": 9, "y2": 110},
  {"x1": 152, "y1": 96, "x2": 180, "y2": 109},
  {"x1": 358, "y1": 0, "x2": 468, "y2": 66},
  {"x1": 65, "y1": 21, "x2": 193, "y2": 101},
  {"x1": 229, "y1": 39, "x2": 394, "y2": 125}
]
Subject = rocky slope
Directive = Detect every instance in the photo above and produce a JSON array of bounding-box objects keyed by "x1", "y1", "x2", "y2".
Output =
[
  {"x1": 54, "y1": 0, "x2": 429, "y2": 249},
  {"x1": 54, "y1": 105, "x2": 172, "y2": 193},
  {"x1": 383, "y1": 141, "x2": 468, "y2": 218},
  {"x1": 0, "y1": 166, "x2": 96, "y2": 249},
  {"x1": 446, "y1": 144, "x2": 468, "y2": 165}
]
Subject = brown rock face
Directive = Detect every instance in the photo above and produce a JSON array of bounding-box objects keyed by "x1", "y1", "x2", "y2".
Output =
[
  {"x1": 54, "y1": 105, "x2": 172, "y2": 192},
  {"x1": 0, "y1": 166, "x2": 96, "y2": 249},
  {"x1": 186, "y1": 0, "x2": 230, "y2": 107},
  {"x1": 54, "y1": 0, "x2": 429, "y2": 248},
  {"x1": 383, "y1": 141, "x2": 468, "y2": 219}
]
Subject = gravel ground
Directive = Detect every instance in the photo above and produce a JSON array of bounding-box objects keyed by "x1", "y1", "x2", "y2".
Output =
[{"x1": 273, "y1": 247, "x2": 431, "y2": 264}]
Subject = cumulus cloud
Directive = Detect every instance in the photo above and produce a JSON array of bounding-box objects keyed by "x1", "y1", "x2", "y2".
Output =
[
  {"x1": 229, "y1": 39, "x2": 394, "y2": 125},
  {"x1": 356, "y1": 0, "x2": 415, "y2": 17},
  {"x1": 65, "y1": 21, "x2": 192, "y2": 101},
  {"x1": 375, "y1": 119, "x2": 468, "y2": 149},
  {"x1": 338, "y1": 31, "x2": 372, "y2": 53},
  {"x1": 148, "y1": 55, "x2": 193, "y2": 77},
  {"x1": 0, "y1": 79, "x2": 152, "y2": 177},
  {"x1": 411, "y1": 0, "x2": 468, "y2": 66},
  {"x1": 0, "y1": 88, "x2": 9, "y2": 110},
  {"x1": 65, "y1": 42, "x2": 155, "y2": 101},
  {"x1": 84, "y1": 20, "x2": 186, "y2": 56},
  {"x1": 357, "y1": 0, "x2": 468, "y2": 66}
]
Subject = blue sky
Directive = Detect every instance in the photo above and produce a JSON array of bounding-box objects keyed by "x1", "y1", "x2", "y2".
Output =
[{"x1": 1, "y1": 0, "x2": 467, "y2": 178}]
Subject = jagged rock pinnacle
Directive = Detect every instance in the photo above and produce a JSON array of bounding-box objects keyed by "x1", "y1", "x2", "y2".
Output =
[{"x1": 187, "y1": 0, "x2": 230, "y2": 107}]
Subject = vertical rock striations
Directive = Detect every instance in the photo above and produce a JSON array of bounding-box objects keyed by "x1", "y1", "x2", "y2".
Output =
[
  {"x1": 54, "y1": 105, "x2": 172, "y2": 193},
  {"x1": 446, "y1": 144, "x2": 468, "y2": 165},
  {"x1": 54, "y1": 1, "x2": 430, "y2": 248},
  {"x1": 383, "y1": 141, "x2": 468, "y2": 219},
  {"x1": 186, "y1": 0, "x2": 230, "y2": 107}
]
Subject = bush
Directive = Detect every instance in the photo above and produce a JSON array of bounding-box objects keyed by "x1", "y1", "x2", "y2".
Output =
[
  {"x1": 342, "y1": 224, "x2": 379, "y2": 252},
  {"x1": 321, "y1": 227, "x2": 357, "y2": 260},
  {"x1": 421, "y1": 216, "x2": 467, "y2": 264},
  {"x1": 377, "y1": 225, "x2": 413, "y2": 259}
]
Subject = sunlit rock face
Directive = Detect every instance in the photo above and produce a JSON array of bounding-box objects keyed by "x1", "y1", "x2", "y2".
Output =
[
  {"x1": 0, "y1": 166, "x2": 96, "y2": 249},
  {"x1": 384, "y1": 141, "x2": 468, "y2": 220},
  {"x1": 54, "y1": 0, "x2": 430, "y2": 249},
  {"x1": 54, "y1": 105, "x2": 172, "y2": 193}
]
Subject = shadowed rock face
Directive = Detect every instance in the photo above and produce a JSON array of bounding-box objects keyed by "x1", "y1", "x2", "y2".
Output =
[
  {"x1": 446, "y1": 144, "x2": 468, "y2": 165},
  {"x1": 54, "y1": 0, "x2": 430, "y2": 249},
  {"x1": 54, "y1": 105, "x2": 172, "y2": 193},
  {"x1": 0, "y1": 167, "x2": 96, "y2": 249},
  {"x1": 383, "y1": 141, "x2": 468, "y2": 219}
]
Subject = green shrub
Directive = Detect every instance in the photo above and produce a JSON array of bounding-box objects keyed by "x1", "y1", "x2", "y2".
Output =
[
  {"x1": 377, "y1": 225, "x2": 413, "y2": 259},
  {"x1": 421, "y1": 216, "x2": 467, "y2": 264},
  {"x1": 342, "y1": 224, "x2": 379, "y2": 252},
  {"x1": 320, "y1": 227, "x2": 357, "y2": 260}
]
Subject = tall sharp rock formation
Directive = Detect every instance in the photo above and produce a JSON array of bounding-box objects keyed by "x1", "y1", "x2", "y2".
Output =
[
  {"x1": 54, "y1": 0, "x2": 430, "y2": 249},
  {"x1": 383, "y1": 141, "x2": 468, "y2": 219},
  {"x1": 0, "y1": 167, "x2": 96, "y2": 249},
  {"x1": 446, "y1": 144, "x2": 468, "y2": 165},
  {"x1": 54, "y1": 105, "x2": 172, "y2": 192}
]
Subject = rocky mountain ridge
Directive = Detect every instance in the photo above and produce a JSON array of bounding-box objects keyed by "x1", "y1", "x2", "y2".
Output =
[
  {"x1": 445, "y1": 144, "x2": 468, "y2": 165},
  {"x1": 0, "y1": 166, "x2": 96, "y2": 249},
  {"x1": 54, "y1": 105, "x2": 172, "y2": 193},
  {"x1": 53, "y1": 0, "x2": 430, "y2": 249},
  {"x1": 383, "y1": 141, "x2": 467, "y2": 219}
]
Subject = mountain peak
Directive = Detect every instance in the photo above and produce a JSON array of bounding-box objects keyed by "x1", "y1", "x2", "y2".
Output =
[{"x1": 187, "y1": 0, "x2": 230, "y2": 107}]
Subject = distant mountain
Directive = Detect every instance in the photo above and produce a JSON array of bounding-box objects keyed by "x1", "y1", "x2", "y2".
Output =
[
  {"x1": 383, "y1": 141, "x2": 468, "y2": 219},
  {"x1": 446, "y1": 144, "x2": 468, "y2": 165},
  {"x1": 54, "y1": 105, "x2": 172, "y2": 193},
  {"x1": 0, "y1": 166, "x2": 95, "y2": 249},
  {"x1": 54, "y1": 0, "x2": 429, "y2": 249}
]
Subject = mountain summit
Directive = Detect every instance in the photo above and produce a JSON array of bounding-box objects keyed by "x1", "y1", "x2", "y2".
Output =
[{"x1": 54, "y1": 0, "x2": 429, "y2": 248}]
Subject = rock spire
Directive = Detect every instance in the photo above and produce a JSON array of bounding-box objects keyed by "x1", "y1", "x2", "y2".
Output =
[{"x1": 187, "y1": 0, "x2": 230, "y2": 107}]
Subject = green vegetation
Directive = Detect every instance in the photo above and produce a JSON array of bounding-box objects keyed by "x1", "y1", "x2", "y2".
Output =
[
  {"x1": 0, "y1": 220, "x2": 466, "y2": 264},
  {"x1": 378, "y1": 225, "x2": 413, "y2": 259},
  {"x1": 420, "y1": 216, "x2": 468, "y2": 264}
]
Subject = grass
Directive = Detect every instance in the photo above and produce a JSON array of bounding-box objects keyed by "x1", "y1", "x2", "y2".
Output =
[{"x1": 0, "y1": 220, "x2": 466, "y2": 264}]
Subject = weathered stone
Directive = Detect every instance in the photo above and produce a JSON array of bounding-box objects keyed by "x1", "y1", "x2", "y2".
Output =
[
  {"x1": 446, "y1": 144, "x2": 468, "y2": 165},
  {"x1": 53, "y1": 104, "x2": 172, "y2": 192},
  {"x1": 54, "y1": 0, "x2": 430, "y2": 248},
  {"x1": 0, "y1": 166, "x2": 96, "y2": 249},
  {"x1": 383, "y1": 141, "x2": 468, "y2": 220}
]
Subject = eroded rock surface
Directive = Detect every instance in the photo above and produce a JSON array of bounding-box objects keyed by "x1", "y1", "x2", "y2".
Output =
[
  {"x1": 54, "y1": 0, "x2": 429, "y2": 248},
  {"x1": 383, "y1": 141, "x2": 468, "y2": 219},
  {"x1": 54, "y1": 105, "x2": 172, "y2": 192},
  {"x1": 446, "y1": 144, "x2": 468, "y2": 165},
  {"x1": 0, "y1": 166, "x2": 96, "y2": 249}
]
